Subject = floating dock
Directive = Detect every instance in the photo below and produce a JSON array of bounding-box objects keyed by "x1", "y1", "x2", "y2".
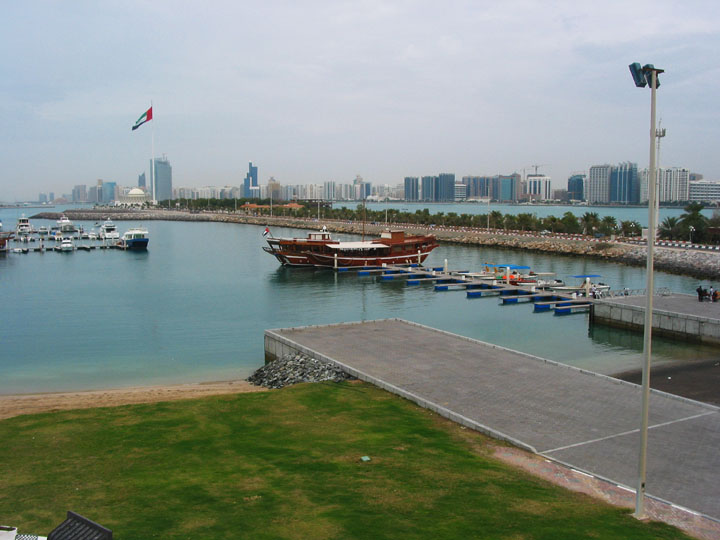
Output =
[
  {"x1": 341, "y1": 263, "x2": 590, "y2": 315},
  {"x1": 265, "y1": 318, "x2": 720, "y2": 520}
]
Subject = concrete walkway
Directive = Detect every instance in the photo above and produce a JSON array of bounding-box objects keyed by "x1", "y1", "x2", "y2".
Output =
[{"x1": 266, "y1": 318, "x2": 720, "y2": 520}]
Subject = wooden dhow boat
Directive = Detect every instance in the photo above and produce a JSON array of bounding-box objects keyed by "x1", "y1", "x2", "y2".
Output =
[{"x1": 263, "y1": 227, "x2": 439, "y2": 268}]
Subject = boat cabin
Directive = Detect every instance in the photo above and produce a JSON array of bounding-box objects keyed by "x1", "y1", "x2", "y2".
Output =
[
  {"x1": 307, "y1": 232, "x2": 332, "y2": 241},
  {"x1": 379, "y1": 230, "x2": 407, "y2": 242}
]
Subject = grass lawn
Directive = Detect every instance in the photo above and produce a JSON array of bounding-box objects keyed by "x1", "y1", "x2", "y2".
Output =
[{"x1": 0, "y1": 381, "x2": 693, "y2": 539}]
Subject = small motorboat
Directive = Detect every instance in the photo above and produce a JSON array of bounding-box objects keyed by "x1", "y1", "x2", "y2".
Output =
[
  {"x1": 59, "y1": 238, "x2": 75, "y2": 252},
  {"x1": 119, "y1": 227, "x2": 149, "y2": 250},
  {"x1": 548, "y1": 274, "x2": 610, "y2": 297}
]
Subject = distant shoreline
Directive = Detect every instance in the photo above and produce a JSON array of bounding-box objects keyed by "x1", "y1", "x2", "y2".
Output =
[{"x1": 31, "y1": 208, "x2": 720, "y2": 280}]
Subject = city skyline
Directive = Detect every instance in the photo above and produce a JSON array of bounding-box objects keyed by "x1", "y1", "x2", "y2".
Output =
[{"x1": 2, "y1": 1, "x2": 719, "y2": 201}]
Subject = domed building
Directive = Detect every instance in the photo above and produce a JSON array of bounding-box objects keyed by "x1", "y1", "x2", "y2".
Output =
[{"x1": 117, "y1": 187, "x2": 152, "y2": 206}]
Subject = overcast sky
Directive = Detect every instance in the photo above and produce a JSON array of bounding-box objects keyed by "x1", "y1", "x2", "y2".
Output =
[{"x1": 2, "y1": 0, "x2": 719, "y2": 201}]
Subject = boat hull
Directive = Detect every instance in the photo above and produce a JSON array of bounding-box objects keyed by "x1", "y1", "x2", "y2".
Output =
[
  {"x1": 122, "y1": 238, "x2": 149, "y2": 250},
  {"x1": 264, "y1": 229, "x2": 439, "y2": 268},
  {"x1": 308, "y1": 250, "x2": 434, "y2": 268}
]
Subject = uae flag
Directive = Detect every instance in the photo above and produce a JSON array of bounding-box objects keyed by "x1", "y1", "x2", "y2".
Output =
[
  {"x1": 262, "y1": 227, "x2": 271, "y2": 237},
  {"x1": 131, "y1": 107, "x2": 153, "y2": 131}
]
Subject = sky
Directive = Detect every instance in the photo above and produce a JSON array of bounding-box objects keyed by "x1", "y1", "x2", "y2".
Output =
[{"x1": 2, "y1": 0, "x2": 719, "y2": 201}]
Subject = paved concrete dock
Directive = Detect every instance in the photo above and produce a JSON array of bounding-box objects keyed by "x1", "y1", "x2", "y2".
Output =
[
  {"x1": 265, "y1": 319, "x2": 720, "y2": 520},
  {"x1": 593, "y1": 293, "x2": 720, "y2": 344}
]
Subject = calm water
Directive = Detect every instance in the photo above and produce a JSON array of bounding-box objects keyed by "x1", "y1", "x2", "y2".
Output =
[
  {"x1": 340, "y1": 201, "x2": 716, "y2": 228},
  {"x1": 1, "y1": 207, "x2": 717, "y2": 395}
]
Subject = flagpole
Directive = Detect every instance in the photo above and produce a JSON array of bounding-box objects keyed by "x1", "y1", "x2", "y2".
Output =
[{"x1": 151, "y1": 100, "x2": 155, "y2": 203}]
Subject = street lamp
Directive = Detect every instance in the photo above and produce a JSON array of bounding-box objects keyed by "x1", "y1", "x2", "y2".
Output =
[
  {"x1": 629, "y1": 61, "x2": 664, "y2": 520},
  {"x1": 689, "y1": 225, "x2": 695, "y2": 244}
]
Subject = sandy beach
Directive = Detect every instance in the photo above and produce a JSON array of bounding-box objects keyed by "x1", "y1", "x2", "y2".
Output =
[{"x1": 0, "y1": 380, "x2": 267, "y2": 421}]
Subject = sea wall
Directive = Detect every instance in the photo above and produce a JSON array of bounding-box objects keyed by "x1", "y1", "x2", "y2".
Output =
[{"x1": 32, "y1": 209, "x2": 720, "y2": 280}]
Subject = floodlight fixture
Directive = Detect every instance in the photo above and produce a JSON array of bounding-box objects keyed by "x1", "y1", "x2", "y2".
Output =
[{"x1": 629, "y1": 62, "x2": 647, "y2": 87}]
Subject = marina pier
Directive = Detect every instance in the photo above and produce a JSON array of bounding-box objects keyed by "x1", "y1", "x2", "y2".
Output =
[
  {"x1": 593, "y1": 293, "x2": 720, "y2": 345},
  {"x1": 265, "y1": 318, "x2": 720, "y2": 521}
]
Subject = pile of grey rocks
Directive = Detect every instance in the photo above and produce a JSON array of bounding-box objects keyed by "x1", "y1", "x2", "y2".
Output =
[{"x1": 247, "y1": 353, "x2": 354, "y2": 389}]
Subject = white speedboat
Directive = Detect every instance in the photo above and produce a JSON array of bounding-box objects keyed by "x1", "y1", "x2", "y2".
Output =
[
  {"x1": 59, "y1": 238, "x2": 74, "y2": 252},
  {"x1": 548, "y1": 274, "x2": 610, "y2": 297},
  {"x1": 99, "y1": 219, "x2": 120, "y2": 241},
  {"x1": 16, "y1": 215, "x2": 32, "y2": 235},
  {"x1": 57, "y1": 215, "x2": 76, "y2": 233},
  {"x1": 119, "y1": 227, "x2": 149, "y2": 250}
]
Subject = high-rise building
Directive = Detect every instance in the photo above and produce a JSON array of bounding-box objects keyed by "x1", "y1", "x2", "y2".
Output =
[
  {"x1": 493, "y1": 173, "x2": 521, "y2": 202},
  {"x1": 49, "y1": 192, "x2": 55, "y2": 202},
  {"x1": 435, "y1": 173, "x2": 455, "y2": 202},
  {"x1": 38, "y1": 193, "x2": 48, "y2": 203},
  {"x1": 526, "y1": 174, "x2": 552, "y2": 201},
  {"x1": 87, "y1": 186, "x2": 99, "y2": 203},
  {"x1": 587, "y1": 165, "x2": 612, "y2": 204},
  {"x1": 454, "y1": 183, "x2": 467, "y2": 201},
  {"x1": 323, "y1": 181, "x2": 336, "y2": 201},
  {"x1": 243, "y1": 162, "x2": 258, "y2": 198},
  {"x1": 567, "y1": 174, "x2": 585, "y2": 201},
  {"x1": 640, "y1": 167, "x2": 690, "y2": 202},
  {"x1": 689, "y1": 180, "x2": 720, "y2": 202},
  {"x1": 101, "y1": 182, "x2": 117, "y2": 203},
  {"x1": 421, "y1": 176, "x2": 436, "y2": 201},
  {"x1": 152, "y1": 157, "x2": 173, "y2": 202},
  {"x1": 138, "y1": 172, "x2": 146, "y2": 189},
  {"x1": 72, "y1": 185, "x2": 87, "y2": 203},
  {"x1": 463, "y1": 176, "x2": 492, "y2": 199},
  {"x1": 609, "y1": 162, "x2": 639, "y2": 204},
  {"x1": 267, "y1": 177, "x2": 282, "y2": 201},
  {"x1": 404, "y1": 177, "x2": 419, "y2": 201}
]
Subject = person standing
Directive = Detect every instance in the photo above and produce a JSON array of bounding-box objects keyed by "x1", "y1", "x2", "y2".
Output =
[{"x1": 697, "y1": 285, "x2": 704, "y2": 302}]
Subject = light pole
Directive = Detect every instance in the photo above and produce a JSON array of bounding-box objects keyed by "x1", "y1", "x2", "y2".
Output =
[
  {"x1": 689, "y1": 225, "x2": 695, "y2": 244},
  {"x1": 629, "y1": 61, "x2": 663, "y2": 520}
]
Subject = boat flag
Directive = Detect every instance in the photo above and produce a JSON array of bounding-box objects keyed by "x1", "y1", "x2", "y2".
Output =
[
  {"x1": 131, "y1": 107, "x2": 153, "y2": 131},
  {"x1": 262, "y1": 227, "x2": 271, "y2": 237}
]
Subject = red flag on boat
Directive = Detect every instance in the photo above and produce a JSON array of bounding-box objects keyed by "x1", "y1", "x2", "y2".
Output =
[{"x1": 263, "y1": 227, "x2": 270, "y2": 237}]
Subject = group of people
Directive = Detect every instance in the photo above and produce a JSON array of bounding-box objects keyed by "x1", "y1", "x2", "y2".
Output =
[{"x1": 696, "y1": 285, "x2": 719, "y2": 302}]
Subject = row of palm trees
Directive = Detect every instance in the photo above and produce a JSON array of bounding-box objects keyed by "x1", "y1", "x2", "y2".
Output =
[
  {"x1": 163, "y1": 198, "x2": 718, "y2": 244},
  {"x1": 658, "y1": 202, "x2": 714, "y2": 243}
]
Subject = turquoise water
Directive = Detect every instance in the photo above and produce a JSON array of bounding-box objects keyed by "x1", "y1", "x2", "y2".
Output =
[
  {"x1": 1, "y1": 208, "x2": 716, "y2": 395},
  {"x1": 339, "y1": 201, "x2": 715, "y2": 228}
]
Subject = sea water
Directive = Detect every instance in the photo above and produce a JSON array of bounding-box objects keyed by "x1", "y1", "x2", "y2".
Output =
[{"x1": 1, "y1": 210, "x2": 716, "y2": 394}]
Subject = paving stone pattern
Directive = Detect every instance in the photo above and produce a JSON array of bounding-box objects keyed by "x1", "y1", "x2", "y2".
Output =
[{"x1": 270, "y1": 318, "x2": 720, "y2": 519}]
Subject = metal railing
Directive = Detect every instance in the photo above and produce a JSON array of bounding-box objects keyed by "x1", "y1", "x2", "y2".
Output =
[{"x1": 602, "y1": 287, "x2": 672, "y2": 298}]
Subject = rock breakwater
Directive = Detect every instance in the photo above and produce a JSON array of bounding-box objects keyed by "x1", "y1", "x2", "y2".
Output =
[{"x1": 247, "y1": 353, "x2": 354, "y2": 389}]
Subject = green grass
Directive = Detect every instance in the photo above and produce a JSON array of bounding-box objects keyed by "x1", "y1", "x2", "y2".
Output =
[{"x1": 0, "y1": 381, "x2": 692, "y2": 539}]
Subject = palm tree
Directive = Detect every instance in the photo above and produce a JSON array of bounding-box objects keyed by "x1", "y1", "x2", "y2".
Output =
[
  {"x1": 560, "y1": 212, "x2": 581, "y2": 234},
  {"x1": 503, "y1": 214, "x2": 518, "y2": 231},
  {"x1": 680, "y1": 202, "x2": 708, "y2": 243},
  {"x1": 489, "y1": 211, "x2": 504, "y2": 229},
  {"x1": 659, "y1": 216, "x2": 681, "y2": 240},
  {"x1": 580, "y1": 212, "x2": 600, "y2": 236},
  {"x1": 619, "y1": 220, "x2": 642, "y2": 237},
  {"x1": 516, "y1": 213, "x2": 537, "y2": 231},
  {"x1": 598, "y1": 216, "x2": 617, "y2": 236},
  {"x1": 542, "y1": 215, "x2": 561, "y2": 233}
]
